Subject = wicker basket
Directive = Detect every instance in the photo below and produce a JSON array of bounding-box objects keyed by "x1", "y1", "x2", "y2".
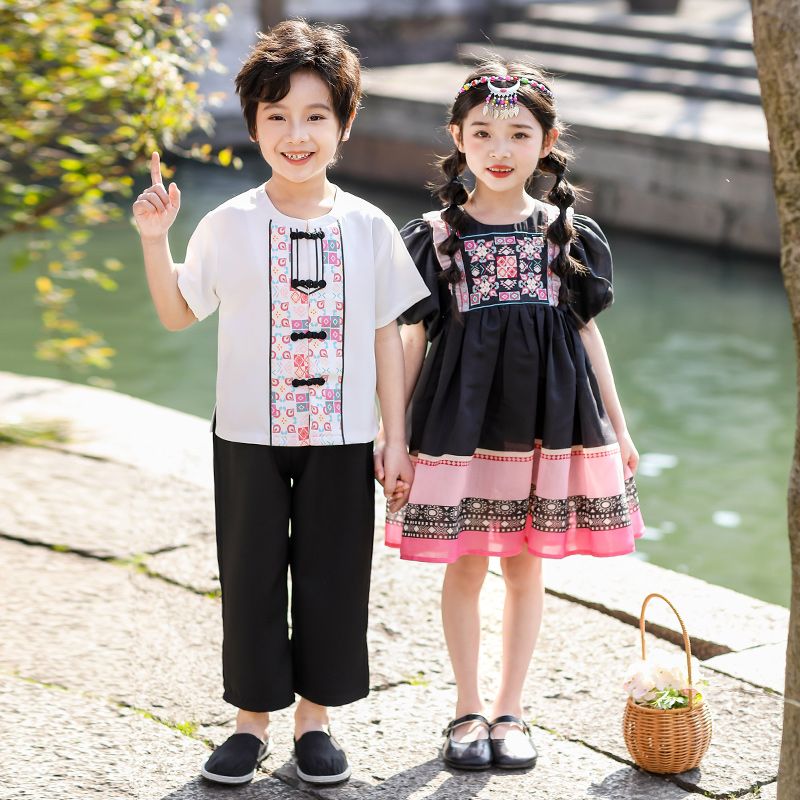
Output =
[{"x1": 622, "y1": 593, "x2": 713, "y2": 773}]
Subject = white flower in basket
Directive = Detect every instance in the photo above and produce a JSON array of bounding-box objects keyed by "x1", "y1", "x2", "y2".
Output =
[{"x1": 623, "y1": 649, "x2": 705, "y2": 710}]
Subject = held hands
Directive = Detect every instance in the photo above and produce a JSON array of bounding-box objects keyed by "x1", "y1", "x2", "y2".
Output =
[
  {"x1": 374, "y1": 432, "x2": 414, "y2": 514},
  {"x1": 132, "y1": 152, "x2": 181, "y2": 240}
]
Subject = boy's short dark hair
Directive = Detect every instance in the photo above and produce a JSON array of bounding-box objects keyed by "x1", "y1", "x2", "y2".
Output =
[{"x1": 235, "y1": 19, "x2": 362, "y2": 140}]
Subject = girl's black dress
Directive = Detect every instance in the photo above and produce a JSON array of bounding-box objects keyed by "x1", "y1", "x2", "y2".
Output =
[{"x1": 386, "y1": 201, "x2": 644, "y2": 563}]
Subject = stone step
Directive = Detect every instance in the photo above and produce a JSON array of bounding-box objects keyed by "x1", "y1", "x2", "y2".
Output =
[
  {"x1": 491, "y1": 20, "x2": 758, "y2": 77},
  {"x1": 0, "y1": 444, "x2": 214, "y2": 560},
  {"x1": 458, "y1": 43, "x2": 762, "y2": 105},
  {"x1": 357, "y1": 62, "x2": 768, "y2": 152},
  {"x1": 525, "y1": 2, "x2": 754, "y2": 50}
]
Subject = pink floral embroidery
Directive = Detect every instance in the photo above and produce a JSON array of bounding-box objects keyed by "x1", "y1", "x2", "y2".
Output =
[
  {"x1": 461, "y1": 231, "x2": 548, "y2": 309},
  {"x1": 270, "y1": 222, "x2": 345, "y2": 446}
]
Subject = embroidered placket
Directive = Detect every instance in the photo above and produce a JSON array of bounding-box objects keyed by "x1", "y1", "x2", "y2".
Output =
[{"x1": 269, "y1": 221, "x2": 345, "y2": 446}]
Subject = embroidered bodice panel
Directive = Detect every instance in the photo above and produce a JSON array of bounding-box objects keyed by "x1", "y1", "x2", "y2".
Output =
[
  {"x1": 423, "y1": 206, "x2": 565, "y2": 314},
  {"x1": 459, "y1": 230, "x2": 559, "y2": 311}
]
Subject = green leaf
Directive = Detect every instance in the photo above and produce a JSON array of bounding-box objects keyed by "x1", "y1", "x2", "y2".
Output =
[{"x1": 12, "y1": 251, "x2": 31, "y2": 272}]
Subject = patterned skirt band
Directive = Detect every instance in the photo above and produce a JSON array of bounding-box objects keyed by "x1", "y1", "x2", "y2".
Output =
[{"x1": 386, "y1": 442, "x2": 644, "y2": 563}]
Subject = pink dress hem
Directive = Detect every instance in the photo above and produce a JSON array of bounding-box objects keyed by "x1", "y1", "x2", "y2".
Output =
[{"x1": 386, "y1": 505, "x2": 645, "y2": 564}]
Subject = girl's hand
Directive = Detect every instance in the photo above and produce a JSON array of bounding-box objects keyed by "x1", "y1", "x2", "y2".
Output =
[
  {"x1": 132, "y1": 152, "x2": 181, "y2": 241},
  {"x1": 618, "y1": 429, "x2": 639, "y2": 475},
  {"x1": 381, "y1": 442, "x2": 415, "y2": 514},
  {"x1": 387, "y1": 479, "x2": 411, "y2": 514}
]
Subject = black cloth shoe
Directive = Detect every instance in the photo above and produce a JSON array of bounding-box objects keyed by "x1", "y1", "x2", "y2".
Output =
[
  {"x1": 489, "y1": 715, "x2": 537, "y2": 769},
  {"x1": 441, "y1": 714, "x2": 492, "y2": 770},
  {"x1": 294, "y1": 730, "x2": 351, "y2": 784},
  {"x1": 201, "y1": 732, "x2": 271, "y2": 784}
]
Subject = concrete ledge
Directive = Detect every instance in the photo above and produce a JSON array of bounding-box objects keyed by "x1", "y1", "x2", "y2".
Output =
[
  {"x1": 541, "y1": 555, "x2": 788, "y2": 689},
  {"x1": 0, "y1": 444, "x2": 214, "y2": 560},
  {"x1": 0, "y1": 371, "x2": 212, "y2": 488},
  {"x1": 704, "y1": 643, "x2": 787, "y2": 694}
]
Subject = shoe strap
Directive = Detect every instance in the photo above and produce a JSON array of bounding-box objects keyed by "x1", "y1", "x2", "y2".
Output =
[
  {"x1": 489, "y1": 714, "x2": 531, "y2": 734},
  {"x1": 442, "y1": 713, "x2": 490, "y2": 737}
]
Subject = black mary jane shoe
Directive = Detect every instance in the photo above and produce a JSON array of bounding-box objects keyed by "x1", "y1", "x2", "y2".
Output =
[
  {"x1": 294, "y1": 730, "x2": 352, "y2": 784},
  {"x1": 441, "y1": 713, "x2": 492, "y2": 771},
  {"x1": 489, "y1": 714, "x2": 538, "y2": 770},
  {"x1": 201, "y1": 732, "x2": 271, "y2": 784}
]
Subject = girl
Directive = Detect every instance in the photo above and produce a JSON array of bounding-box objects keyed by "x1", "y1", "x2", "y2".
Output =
[
  {"x1": 134, "y1": 21, "x2": 427, "y2": 787},
  {"x1": 380, "y1": 60, "x2": 644, "y2": 770}
]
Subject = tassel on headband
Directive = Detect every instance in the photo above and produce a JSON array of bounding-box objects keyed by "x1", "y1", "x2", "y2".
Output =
[{"x1": 457, "y1": 75, "x2": 554, "y2": 119}]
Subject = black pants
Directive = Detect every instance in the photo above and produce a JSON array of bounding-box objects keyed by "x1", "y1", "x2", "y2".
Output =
[{"x1": 213, "y1": 434, "x2": 375, "y2": 712}]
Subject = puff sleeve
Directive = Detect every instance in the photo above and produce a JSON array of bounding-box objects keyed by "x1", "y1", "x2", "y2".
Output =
[
  {"x1": 175, "y1": 214, "x2": 220, "y2": 322},
  {"x1": 397, "y1": 219, "x2": 451, "y2": 341},
  {"x1": 567, "y1": 214, "x2": 614, "y2": 325},
  {"x1": 373, "y1": 213, "x2": 431, "y2": 329}
]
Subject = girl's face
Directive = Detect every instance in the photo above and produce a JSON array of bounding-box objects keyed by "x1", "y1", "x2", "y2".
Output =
[
  {"x1": 253, "y1": 69, "x2": 352, "y2": 186},
  {"x1": 451, "y1": 101, "x2": 558, "y2": 194}
]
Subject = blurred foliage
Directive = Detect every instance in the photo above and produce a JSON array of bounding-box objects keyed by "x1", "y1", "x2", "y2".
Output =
[
  {"x1": 0, "y1": 418, "x2": 71, "y2": 446},
  {"x1": 0, "y1": 0, "x2": 239, "y2": 375}
]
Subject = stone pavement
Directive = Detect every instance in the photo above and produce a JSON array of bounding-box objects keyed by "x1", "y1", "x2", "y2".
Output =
[{"x1": 0, "y1": 372, "x2": 786, "y2": 799}]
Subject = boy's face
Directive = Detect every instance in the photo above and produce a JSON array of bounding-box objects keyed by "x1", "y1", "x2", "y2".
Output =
[{"x1": 253, "y1": 69, "x2": 351, "y2": 185}]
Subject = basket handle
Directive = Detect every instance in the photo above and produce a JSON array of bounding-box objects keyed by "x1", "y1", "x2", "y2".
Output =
[{"x1": 638, "y1": 593, "x2": 696, "y2": 708}]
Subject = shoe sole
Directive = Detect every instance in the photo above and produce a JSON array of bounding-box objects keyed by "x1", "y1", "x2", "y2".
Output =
[
  {"x1": 493, "y1": 758, "x2": 538, "y2": 770},
  {"x1": 200, "y1": 767, "x2": 256, "y2": 785},
  {"x1": 200, "y1": 739, "x2": 272, "y2": 784},
  {"x1": 296, "y1": 765, "x2": 352, "y2": 784},
  {"x1": 442, "y1": 757, "x2": 492, "y2": 771}
]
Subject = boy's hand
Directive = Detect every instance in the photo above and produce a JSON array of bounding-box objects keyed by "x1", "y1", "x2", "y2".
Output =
[
  {"x1": 373, "y1": 427, "x2": 387, "y2": 486},
  {"x1": 132, "y1": 152, "x2": 181, "y2": 240},
  {"x1": 381, "y1": 442, "x2": 414, "y2": 514}
]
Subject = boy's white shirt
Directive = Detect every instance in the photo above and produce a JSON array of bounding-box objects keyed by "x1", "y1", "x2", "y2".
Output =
[{"x1": 175, "y1": 184, "x2": 429, "y2": 447}]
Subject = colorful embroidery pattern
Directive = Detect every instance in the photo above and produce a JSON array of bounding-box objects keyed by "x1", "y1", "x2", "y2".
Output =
[
  {"x1": 397, "y1": 497, "x2": 529, "y2": 539},
  {"x1": 394, "y1": 476, "x2": 638, "y2": 540},
  {"x1": 307, "y1": 228, "x2": 344, "y2": 440},
  {"x1": 461, "y1": 231, "x2": 548, "y2": 310},
  {"x1": 270, "y1": 222, "x2": 345, "y2": 446}
]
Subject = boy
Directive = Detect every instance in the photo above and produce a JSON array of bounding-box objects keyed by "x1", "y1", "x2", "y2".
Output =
[{"x1": 133, "y1": 20, "x2": 428, "y2": 786}]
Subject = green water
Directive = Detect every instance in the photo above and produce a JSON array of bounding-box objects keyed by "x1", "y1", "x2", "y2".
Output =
[{"x1": 0, "y1": 158, "x2": 793, "y2": 606}]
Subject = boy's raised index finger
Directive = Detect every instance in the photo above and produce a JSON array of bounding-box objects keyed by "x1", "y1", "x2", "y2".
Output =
[{"x1": 150, "y1": 151, "x2": 162, "y2": 186}]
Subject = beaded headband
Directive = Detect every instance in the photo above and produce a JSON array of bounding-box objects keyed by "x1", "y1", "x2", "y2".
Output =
[{"x1": 457, "y1": 75, "x2": 554, "y2": 119}]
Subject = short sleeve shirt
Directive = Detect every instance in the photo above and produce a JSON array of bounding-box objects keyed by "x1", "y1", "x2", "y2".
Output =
[{"x1": 176, "y1": 184, "x2": 430, "y2": 447}]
